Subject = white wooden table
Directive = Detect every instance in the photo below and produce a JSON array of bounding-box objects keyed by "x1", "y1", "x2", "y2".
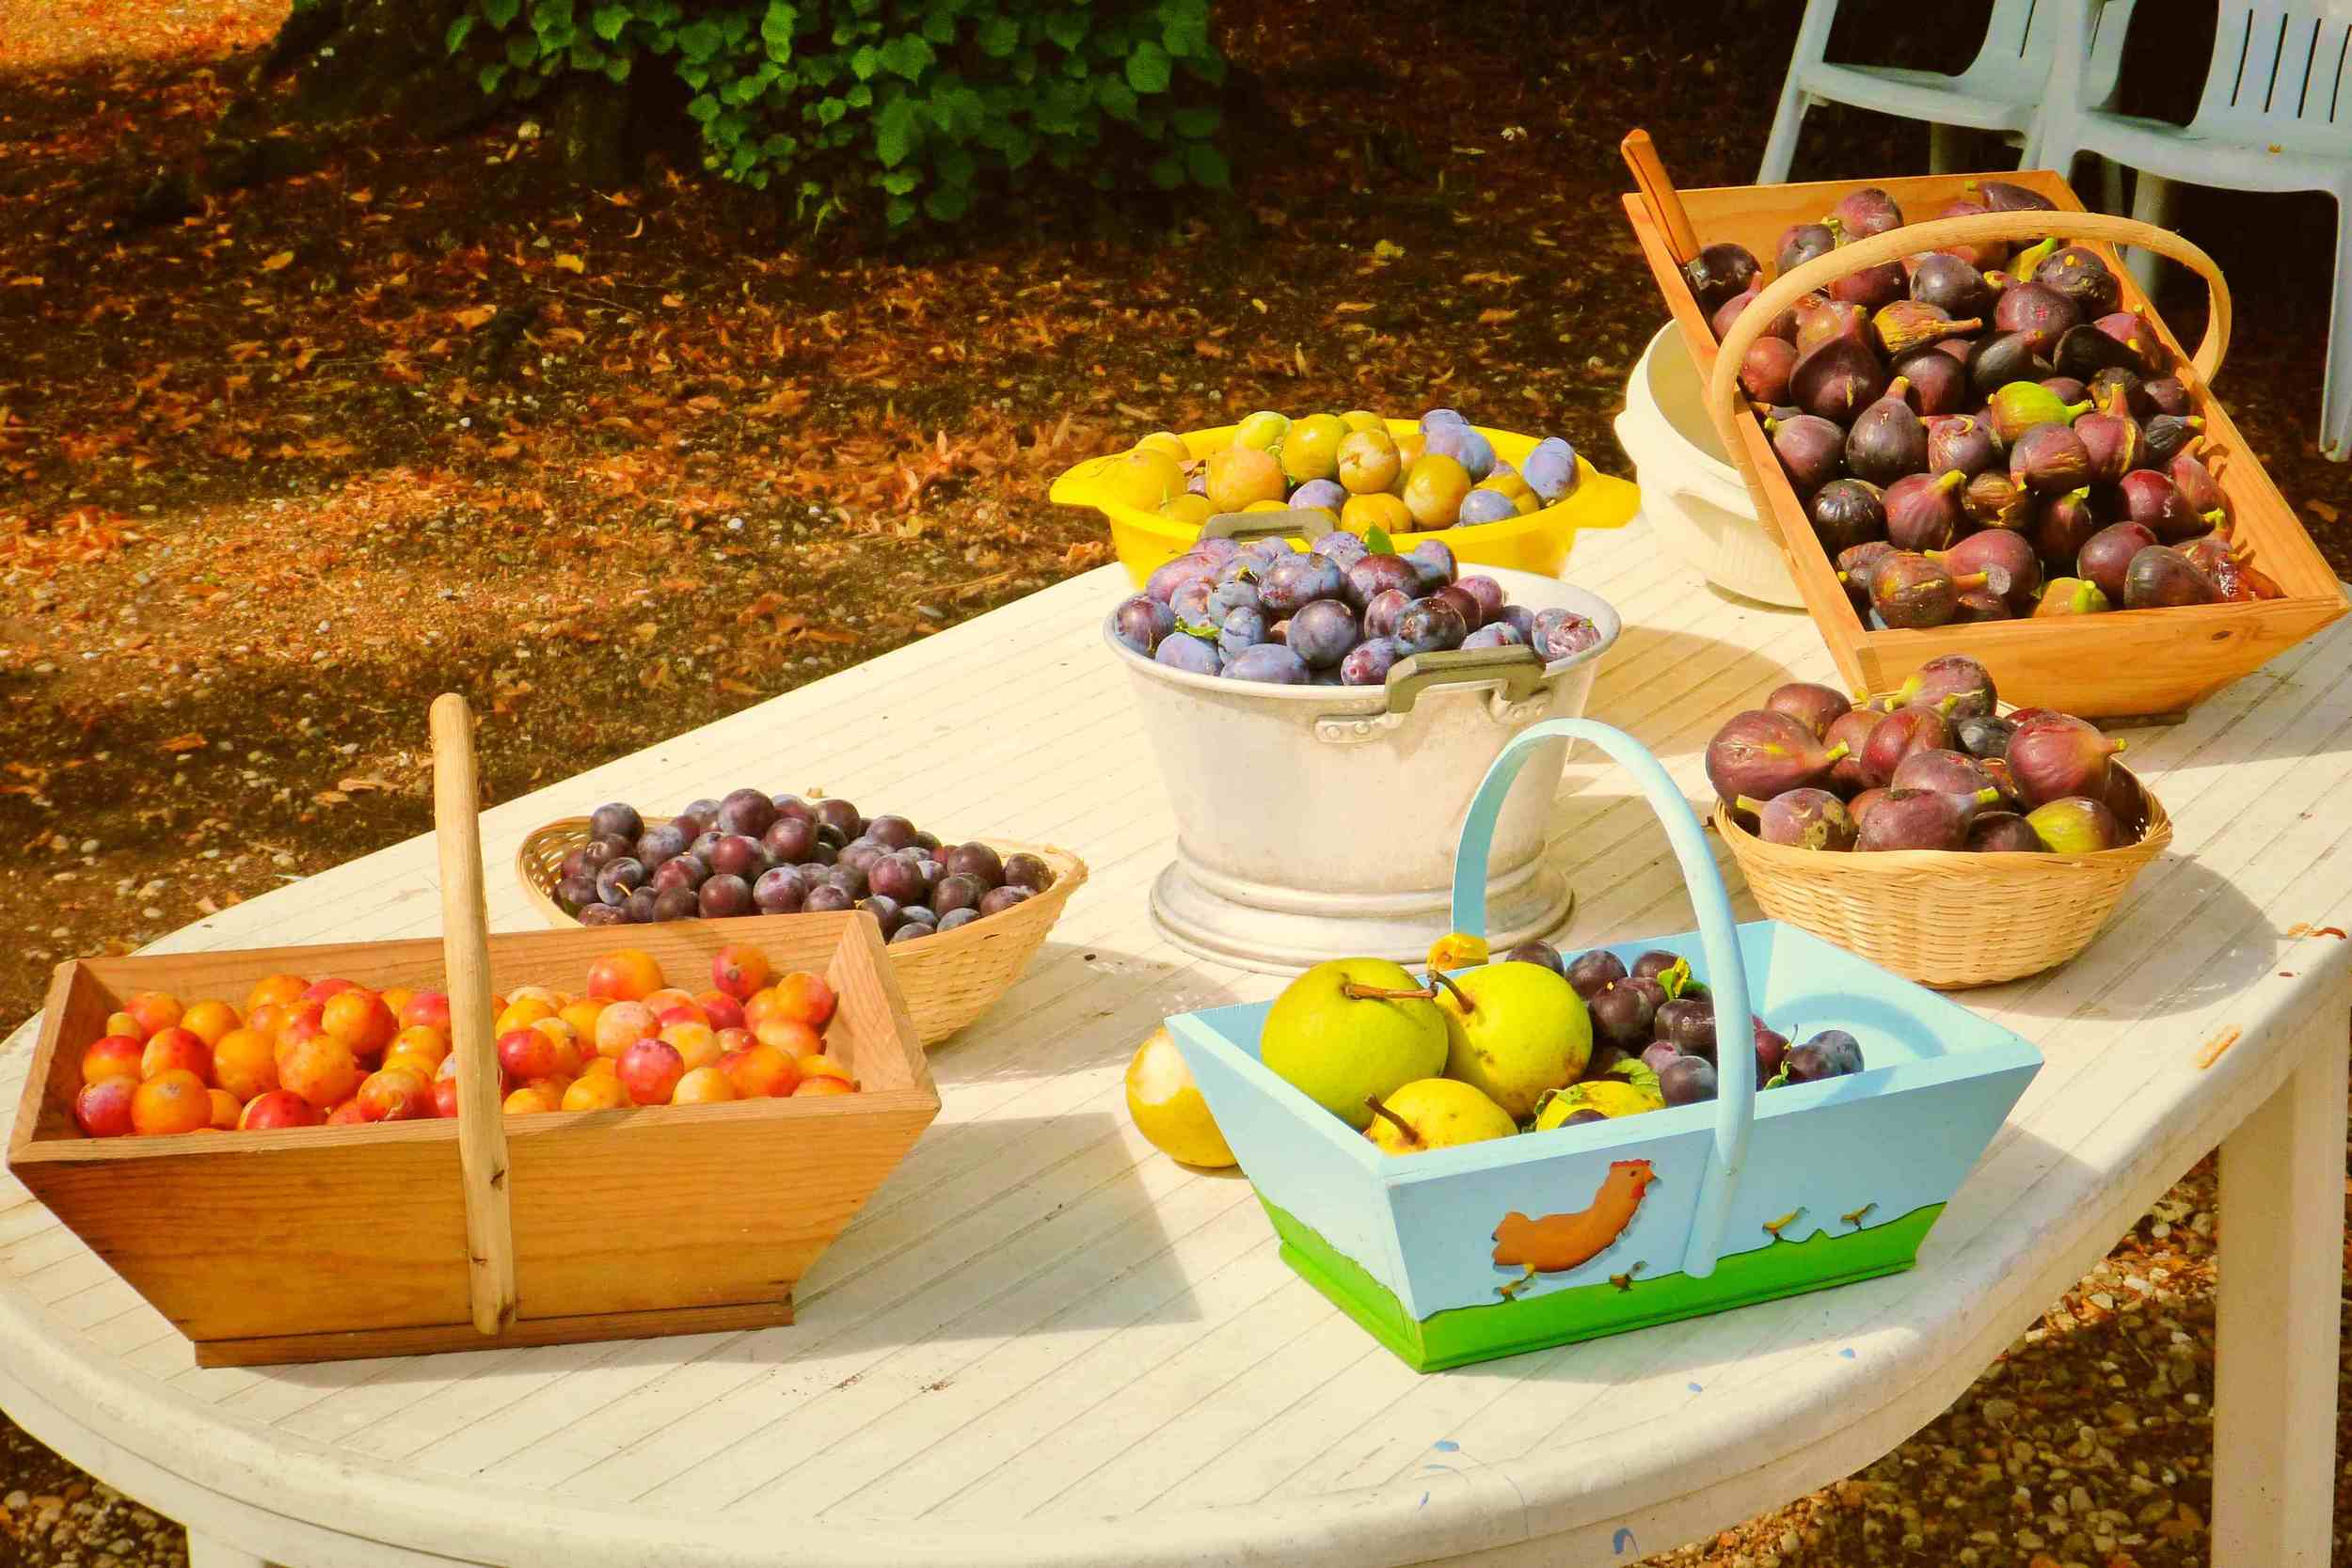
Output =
[{"x1": 4, "y1": 521, "x2": 2348, "y2": 1568}]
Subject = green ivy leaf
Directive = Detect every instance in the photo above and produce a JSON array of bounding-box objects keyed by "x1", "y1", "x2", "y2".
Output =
[
  {"x1": 445, "y1": 13, "x2": 475, "y2": 53},
  {"x1": 761, "y1": 0, "x2": 797, "y2": 55},
  {"x1": 1123, "y1": 39, "x2": 1170, "y2": 94},
  {"x1": 924, "y1": 182, "x2": 971, "y2": 221},
  {"x1": 1043, "y1": 9, "x2": 1087, "y2": 49},
  {"x1": 1148, "y1": 152, "x2": 1183, "y2": 189},
  {"x1": 850, "y1": 42, "x2": 880, "y2": 78},
  {"x1": 478, "y1": 60, "x2": 508, "y2": 93},
  {"x1": 1158, "y1": 0, "x2": 1210, "y2": 56},
  {"x1": 678, "y1": 61, "x2": 710, "y2": 88},
  {"x1": 1186, "y1": 51, "x2": 1225, "y2": 86},
  {"x1": 845, "y1": 81, "x2": 872, "y2": 106},
  {"x1": 886, "y1": 194, "x2": 918, "y2": 228},
  {"x1": 881, "y1": 168, "x2": 920, "y2": 195},
  {"x1": 686, "y1": 92, "x2": 722, "y2": 123},
  {"x1": 567, "y1": 40, "x2": 606, "y2": 70},
  {"x1": 977, "y1": 14, "x2": 1018, "y2": 56},
  {"x1": 878, "y1": 33, "x2": 933, "y2": 79},
  {"x1": 817, "y1": 94, "x2": 847, "y2": 125},
  {"x1": 1183, "y1": 139, "x2": 1228, "y2": 188},
  {"x1": 1171, "y1": 104, "x2": 1219, "y2": 138},
  {"x1": 1096, "y1": 76, "x2": 1136, "y2": 120},
  {"x1": 505, "y1": 32, "x2": 542, "y2": 68},
  {"x1": 874, "y1": 93, "x2": 920, "y2": 166},
  {"x1": 604, "y1": 53, "x2": 631, "y2": 81},
  {"x1": 482, "y1": 0, "x2": 521, "y2": 27},
  {"x1": 676, "y1": 18, "x2": 723, "y2": 60},
  {"x1": 590, "y1": 2, "x2": 628, "y2": 41}
]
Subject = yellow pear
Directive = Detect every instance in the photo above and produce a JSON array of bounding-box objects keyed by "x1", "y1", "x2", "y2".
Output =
[
  {"x1": 1435, "y1": 961, "x2": 1592, "y2": 1120},
  {"x1": 1261, "y1": 958, "x2": 1447, "y2": 1129},
  {"x1": 1364, "y1": 1078, "x2": 1518, "y2": 1155},
  {"x1": 1124, "y1": 1026, "x2": 1234, "y2": 1168}
]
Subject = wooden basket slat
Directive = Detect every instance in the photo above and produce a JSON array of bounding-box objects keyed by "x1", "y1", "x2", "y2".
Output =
[{"x1": 1621, "y1": 166, "x2": 2347, "y2": 719}]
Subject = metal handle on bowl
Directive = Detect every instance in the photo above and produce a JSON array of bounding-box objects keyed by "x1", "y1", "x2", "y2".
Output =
[
  {"x1": 1450, "y1": 719, "x2": 1755, "y2": 1279},
  {"x1": 1311, "y1": 646, "x2": 1550, "y2": 744},
  {"x1": 1200, "y1": 508, "x2": 1335, "y2": 543}
]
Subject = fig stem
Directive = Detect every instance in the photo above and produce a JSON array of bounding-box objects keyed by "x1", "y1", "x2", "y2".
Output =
[
  {"x1": 1342, "y1": 982, "x2": 1440, "y2": 1003},
  {"x1": 1364, "y1": 1095, "x2": 1421, "y2": 1146},
  {"x1": 1973, "y1": 786, "x2": 2002, "y2": 805},
  {"x1": 1734, "y1": 795, "x2": 1771, "y2": 815},
  {"x1": 1424, "y1": 969, "x2": 1476, "y2": 1014},
  {"x1": 1821, "y1": 741, "x2": 1851, "y2": 764}
]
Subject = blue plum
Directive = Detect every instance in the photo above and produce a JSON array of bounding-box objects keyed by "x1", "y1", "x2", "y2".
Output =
[
  {"x1": 1456, "y1": 488, "x2": 1518, "y2": 526},
  {"x1": 1406, "y1": 539, "x2": 1457, "y2": 590},
  {"x1": 1153, "y1": 632, "x2": 1219, "y2": 674},
  {"x1": 1195, "y1": 535, "x2": 1241, "y2": 564},
  {"x1": 1112, "y1": 594, "x2": 1174, "y2": 655},
  {"x1": 1420, "y1": 408, "x2": 1467, "y2": 432},
  {"x1": 1340, "y1": 636, "x2": 1400, "y2": 686},
  {"x1": 1168, "y1": 574, "x2": 1216, "y2": 624},
  {"x1": 1207, "y1": 578, "x2": 1262, "y2": 617},
  {"x1": 1496, "y1": 604, "x2": 1537, "y2": 641},
  {"x1": 1224, "y1": 643, "x2": 1311, "y2": 684},
  {"x1": 1290, "y1": 480, "x2": 1347, "y2": 516},
  {"x1": 1259, "y1": 554, "x2": 1347, "y2": 614},
  {"x1": 1216, "y1": 606, "x2": 1268, "y2": 660},
  {"x1": 1392, "y1": 596, "x2": 1469, "y2": 656},
  {"x1": 1287, "y1": 598, "x2": 1362, "y2": 669},
  {"x1": 1344, "y1": 552, "x2": 1420, "y2": 610},
  {"x1": 1363, "y1": 586, "x2": 1413, "y2": 639},
  {"x1": 1522, "y1": 437, "x2": 1580, "y2": 502},
  {"x1": 1461, "y1": 622, "x2": 1528, "y2": 649},
  {"x1": 1425, "y1": 421, "x2": 1496, "y2": 481},
  {"x1": 1146, "y1": 553, "x2": 1216, "y2": 604},
  {"x1": 1532, "y1": 608, "x2": 1601, "y2": 660}
]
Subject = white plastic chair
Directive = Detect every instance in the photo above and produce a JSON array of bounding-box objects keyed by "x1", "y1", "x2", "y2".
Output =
[
  {"x1": 1759, "y1": 0, "x2": 2133, "y2": 185},
  {"x1": 2040, "y1": 1, "x2": 2352, "y2": 460}
]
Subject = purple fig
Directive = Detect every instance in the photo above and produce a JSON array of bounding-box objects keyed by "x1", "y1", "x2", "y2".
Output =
[
  {"x1": 2026, "y1": 797, "x2": 2126, "y2": 854},
  {"x1": 1858, "y1": 702, "x2": 1957, "y2": 788},
  {"x1": 1705, "y1": 710, "x2": 1852, "y2": 804},
  {"x1": 2117, "y1": 468, "x2": 2207, "y2": 543},
  {"x1": 1932, "y1": 196, "x2": 2009, "y2": 270},
  {"x1": 2074, "y1": 410, "x2": 2142, "y2": 484},
  {"x1": 1764, "y1": 681, "x2": 1852, "y2": 738},
  {"x1": 1892, "y1": 346, "x2": 1969, "y2": 415},
  {"x1": 1954, "y1": 714, "x2": 2016, "y2": 759},
  {"x1": 2076, "y1": 520, "x2": 2158, "y2": 602},
  {"x1": 1791, "y1": 294, "x2": 1870, "y2": 357},
  {"x1": 1847, "y1": 786, "x2": 1890, "y2": 827},
  {"x1": 1883, "y1": 469, "x2": 1968, "y2": 551},
  {"x1": 1735, "y1": 787, "x2": 1857, "y2": 851},
  {"x1": 1925, "y1": 414, "x2": 2000, "y2": 478},
  {"x1": 1867, "y1": 550, "x2": 1985, "y2": 630},
  {"x1": 1908, "y1": 252, "x2": 1994, "y2": 319},
  {"x1": 2033, "y1": 485, "x2": 2103, "y2": 564},
  {"x1": 2008, "y1": 421, "x2": 2091, "y2": 494},
  {"x1": 2087, "y1": 365, "x2": 2153, "y2": 421},
  {"x1": 1777, "y1": 222, "x2": 1837, "y2": 273},
  {"x1": 2122, "y1": 544, "x2": 2220, "y2": 609},
  {"x1": 1955, "y1": 587, "x2": 2013, "y2": 621},
  {"x1": 1740, "y1": 337, "x2": 1799, "y2": 404},
  {"x1": 2094, "y1": 309, "x2": 2169, "y2": 372},
  {"x1": 2035, "y1": 576, "x2": 2111, "y2": 615},
  {"x1": 2006, "y1": 714, "x2": 2124, "y2": 807},
  {"x1": 2040, "y1": 374, "x2": 2090, "y2": 405},
  {"x1": 2141, "y1": 378, "x2": 2193, "y2": 418},
  {"x1": 1836, "y1": 540, "x2": 1896, "y2": 614},
  {"x1": 1890, "y1": 747, "x2": 1998, "y2": 812},
  {"x1": 1830, "y1": 259, "x2": 1909, "y2": 312},
  {"x1": 1768, "y1": 412, "x2": 1848, "y2": 495},
  {"x1": 1830, "y1": 185, "x2": 1905, "y2": 237},
  {"x1": 1855, "y1": 786, "x2": 1986, "y2": 851},
  {"x1": 1872, "y1": 301, "x2": 1981, "y2": 358},
  {"x1": 1902, "y1": 652, "x2": 1998, "y2": 719},
  {"x1": 2034, "y1": 245, "x2": 2122, "y2": 315},
  {"x1": 1987, "y1": 381, "x2": 2090, "y2": 444},
  {"x1": 1808, "y1": 478, "x2": 1887, "y2": 555},
  {"x1": 1684, "y1": 243, "x2": 1761, "y2": 315},
  {"x1": 2167, "y1": 449, "x2": 2230, "y2": 526},
  {"x1": 1967, "y1": 332, "x2": 2049, "y2": 400},
  {"x1": 2182, "y1": 534, "x2": 2257, "y2": 601},
  {"x1": 1967, "y1": 811, "x2": 2044, "y2": 852},
  {"x1": 1994, "y1": 280, "x2": 2081, "y2": 356},
  {"x1": 1970, "y1": 179, "x2": 2058, "y2": 213},
  {"x1": 1964, "y1": 469, "x2": 2031, "y2": 531},
  {"x1": 1790, "y1": 338, "x2": 1888, "y2": 422},
  {"x1": 1823, "y1": 708, "x2": 1879, "y2": 795},
  {"x1": 1846, "y1": 379, "x2": 1929, "y2": 484},
  {"x1": 2142, "y1": 411, "x2": 2204, "y2": 465}
]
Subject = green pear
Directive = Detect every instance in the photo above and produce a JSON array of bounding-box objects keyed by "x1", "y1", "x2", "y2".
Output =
[
  {"x1": 1261, "y1": 958, "x2": 1448, "y2": 1129},
  {"x1": 1437, "y1": 960, "x2": 1592, "y2": 1120},
  {"x1": 1364, "y1": 1078, "x2": 1518, "y2": 1155}
]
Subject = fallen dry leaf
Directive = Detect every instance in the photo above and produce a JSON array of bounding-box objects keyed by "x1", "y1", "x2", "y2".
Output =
[
  {"x1": 1477, "y1": 308, "x2": 1521, "y2": 325},
  {"x1": 158, "y1": 733, "x2": 206, "y2": 753},
  {"x1": 1192, "y1": 339, "x2": 1227, "y2": 359},
  {"x1": 336, "y1": 777, "x2": 396, "y2": 793},
  {"x1": 260, "y1": 250, "x2": 293, "y2": 272},
  {"x1": 554, "y1": 253, "x2": 586, "y2": 274},
  {"x1": 453, "y1": 304, "x2": 497, "y2": 330}
]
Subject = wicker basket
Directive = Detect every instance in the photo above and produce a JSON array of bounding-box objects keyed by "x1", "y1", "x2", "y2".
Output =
[
  {"x1": 1715, "y1": 760, "x2": 2169, "y2": 990},
  {"x1": 516, "y1": 817, "x2": 1087, "y2": 1048}
]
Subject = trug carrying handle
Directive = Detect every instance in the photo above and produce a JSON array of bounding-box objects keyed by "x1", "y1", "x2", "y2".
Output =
[{"x1": 1449, "y1": 720, "x2": 1755, "y2": 1278}]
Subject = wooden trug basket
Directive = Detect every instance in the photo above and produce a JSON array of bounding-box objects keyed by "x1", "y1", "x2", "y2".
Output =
[
  {"x1": 516, "y1": 818, "x2": 1087, "y2": 1049},
  {"x1": 6, "y1": 696, "x2": 940, "y2": 1369},
  {"x1": 1621, "y1": 158, "x2": 2347, "y2": 720},
  {"x1": 1715, "y1": 758, "x2": 2170, "y2": 990}
]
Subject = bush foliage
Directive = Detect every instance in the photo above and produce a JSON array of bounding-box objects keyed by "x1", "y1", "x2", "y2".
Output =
[{"x1": 447, "y1": 0, "x2": 1229, "y2": 228}]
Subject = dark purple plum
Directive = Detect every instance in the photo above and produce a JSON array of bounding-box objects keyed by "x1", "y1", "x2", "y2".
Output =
[
  {"x1": 632, "y1": 823, "x2": 689, "y2": 870},
  {"x1": 578, "y1": 903, "x2": 628, "y2": 927},
  {"x1": 707, "y1": 834, "x2": 768, "y2": 879},
  {"x1": 1339, "y1": 636, "x2": 1400, "y2": 687},
  {"x1": 1002, "y1": 852, "x2": 1056, "y2": 893},
  {"x1": 942, "y1": 843, "x2": 1002, "y2": 887},
  {"x1": 1288, "y1": 599, "x2": 1361, "y2": 669},
  {"x1": 714, "y1": 788, "x2": 776, "y2": 838},
  {"x1": 803, "y1": 884, "x2": 853, "y2": 913},
  {"x1": 650, "y1": 886, "x2": 701, "y2": 922},
  {"x1": 1532, "y1": 610, "x2": 1601, "y2": 660},
  {"x1": 589, "y1": 802, "x2": 644, "y2": 843},
  {"x1": 1391, "y1": 597, "x2": 1469, "y2": 657},
  {"x1": 1226, "y1": 643, "x2": 1311, "y2": 684},
  {"x1": 1660, "y1": 1056, "x2": 1718, "y2": 1106},
  {"x1": 752, "y1": 866, "x2": 807, "y2": 912},
  {"x1": 694, "y1": 874, "x2": 751, "y2": 918},
  {"x1": 932, "y1": 872, "x2": 986, "y2": 916},
  {"x1": 977, "y1": 885, "x2": 1034, "y2": 917},
  {"x1": 650, "y1": 853, "x2": 708, "y2": 895},
  {"x1": 1589, "y1": 984, "x2": 1656, "y2": 1053},
  {"x1": 937, "y1": 908, "x2": 981, "y2": 931},
  {"x1": 813, "y1": 799, "x2": 861, "y2": 840},
  {"x1": 1258, "y1": 555, "x2": 1347, "y2": 616},
  {"x1": 1343, "y1": 554, "x2": 1419, "y2": 612},
  {"x1": 1565, "y1": 948, "x2": 1627, "y2": 1000},
  {"x1": 763, "y1": 816, "x2": 817, "y2": 863},
  {"x1": 555, "y1": 874, "x2": 600, "y2": 911},
  {"x1": 1504, "y1": 940, "x2": 1563, "y2": 974},
  {"x1": 827, "y1": 863, "x2": 870, "y2": 899},
  {"x1": 622, "y1": 886, "x2": 660, "y2": 924},
  {"x1": 595, "y1": 857, "x2": 647, "y2": 906},
  {"x1": 867, "y1": 856, "x2": 929, "y2": 903}
]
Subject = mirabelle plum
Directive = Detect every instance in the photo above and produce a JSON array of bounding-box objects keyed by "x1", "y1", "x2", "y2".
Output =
[
  {"x1": 74, "y1": 1079, "x2": 135, "y2": 1137},
  {"x1": 712, "y1": 1026, "x2": 755, "y2": 1055},
  {"x1": 530, "y1": 1017, "x2": 584, "y2": 1077},
  {"x1": 562, "y1": 1074, "x2": 631, "y2": 1112},
  {"x1": 124, "y1": 991, "x2": 184, "y2": 1037},
  {"x1": 206, "y1": 1088, "x2": 242, "y2": 1131},
  {"x1": 378, "y1": 986, "x2": 415, "y2": 1019},
  {"x1": 141, "y1": 1027, "x2": 212, "y2": 1085},
  {"x1": 753, "y1": 1018, "x2": 821, "y2": 1056},
  {"x1": 580, "y1": 1054, "x2": 618, "y2": 1079},
  {"x1": 239, "y1": 1090, "x2": 320, "y2": 1131},
  {"x1": 131, "y1": 1069, "x2": 212, "y2": 1134},
  {"x1": 245, "y1": 974, "x2": 310, "y2": 1014},
  {"x1": 326, "y1": 1099, "x2": 370, "y2": 1125},
  {"x1": 80, "y1": 1035, "x2": 144, "y2": 1086},
  {"x1": 797, "y1": 1053, "x2": 856, "y2": 1086},
  {"x1": 503, "y1": 1082, "x2": 564, "y2": 1116},
  {"x1": 432, "y1": 1079, "x2": 460, "y2": 1118},
  {"x1": 769, "y1": 973, "x2": 836, "y2": 1031},
  {"x1": 710, "y1": 944, "x2": 771, "y2": 1002},
  {"x1": 497, "y1": 1028, "x2": 561, "y2": 1083},
  {"x1": 618, "y1": 1039, "x2": 685, "y2": 1105},
  {"x1": 320, "y1": 990, "x2": 398, "y2": 1055},
  {"x1": 644, "y1": 988, "x2": 698, "y2": 1019},
  {"x1": 593, "y1": 1000, "x2": 659, "y2": 1058},
  {"x1": 399, "y1": 990, "x2": 452, "y2": 1033},
  {"x1": 557, "y1": 999, "x2": 608, "y2": 1040},
  {"x1": 793, "y1": 1077, "x2": 856, "y2": 1098},
  {"x1": 103, "y1": 1009, "x2": 146, "y2": 1042},
  {"x1": 178, "y1": 1000, "x2": 242, "y2": 1048},
  {"x1": 494, "y1": 997, "x2": 555, "y2": 1036},
  {"x1": 280, "y1": 1037, "x2": 363, "y2": 1112},
  {"x1": 299, "y1": 976, "x2": 359, "y2": 1006},
  {"x1": 357, "y1": 1067, "x2": 436, "y2": 1121},
  {"x1": 388, "y1": 1023, "x2": 449, "y2": 1070},
  {"x1": 507, "y1": 984, "x2": 567, "y2": 1012},
  {"x1": 211, "y1": 1028, "x2": 280, "y2": 1101},
  {"x1": 693, "y1": 991, "x2": 747, "y2": 1034},
  {"x1": 660, "y1": 1021, "x2": 721, "y2": 1073},
  {"x1": 720, "y1": 1042, "x2": 801, "y2": 1100},
  {"x1": 585, "y1": 949, "x2": 664, "y2": 1003},
  {"x1": 671, "y1": 1067, "x2": 736, "y2": 1105},
  {"x1": 245, "y1": 1002, "x2": 291, "y2": 1041}
]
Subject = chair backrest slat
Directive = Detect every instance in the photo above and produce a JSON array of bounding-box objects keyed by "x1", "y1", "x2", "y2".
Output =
[{"x1": 2199, "y1": 5, "x2": 2352, "y2": 129}]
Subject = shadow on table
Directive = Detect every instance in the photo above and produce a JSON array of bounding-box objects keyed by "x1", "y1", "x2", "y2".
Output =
[
  {"x1": 1983, "y1": 857, "x2": 2279, "y2": 1025},
  {"x1": 1586, "y1": 625, "x2": 1809, "y2": 752},
  {"x1": 924, "y1": 937, "x2": 1258, "y2": 1086}
]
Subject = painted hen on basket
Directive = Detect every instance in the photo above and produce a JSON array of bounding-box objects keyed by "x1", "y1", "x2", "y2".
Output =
[{"x1": 1491, "y1": 1158, "x2": 1657, "y2": 1299}]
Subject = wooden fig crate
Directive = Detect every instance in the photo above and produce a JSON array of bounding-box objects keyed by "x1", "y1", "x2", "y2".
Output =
[
  {"x1": 1620, "y1": 152, "x2": 2347, "y2": 719},
  {"x1": 5, "y1": 698, "x2": 940, "y2": 1368}
]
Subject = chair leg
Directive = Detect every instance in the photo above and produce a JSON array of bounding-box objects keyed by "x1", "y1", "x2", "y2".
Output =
[
  {"x1": 1928, "y1": 122, "x2": 1962, "y2": 176},
  {"x1": 1759, "y1": 85, "x2": 1809, "y2": 184},
  {"x1": 2099, "y1": 156, "x2": 2125, "y2": 216},
  {"x1": 2322, "y1": 197, "x2": 2351, "y2": 461},
  {"x1": 2126, "y1": 170, "x2": 2174, "y2": 298}
]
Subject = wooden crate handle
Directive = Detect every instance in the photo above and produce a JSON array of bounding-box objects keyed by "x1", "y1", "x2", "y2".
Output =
[
  {"x1": 429, "y1": 692, "x2": 519, "y2": 1338},
  {"x1": 1619, "y1": 129, "x2": 1701, "y2": 262},
  {"x1": 1706, "y1": 210, "x2": 2233, "y2": 511}
]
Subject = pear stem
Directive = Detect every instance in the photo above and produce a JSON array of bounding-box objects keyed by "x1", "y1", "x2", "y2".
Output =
[
  {"x1": 1425, "y1": 969, "x2": 1476, "y2": 1014},
  {"x1": 1342, "y1": 982, "x2": 1439, "y2": 1003},
  {"x1": 1364, "y1": 1095, "x2": 1421, "y2": 1146}
]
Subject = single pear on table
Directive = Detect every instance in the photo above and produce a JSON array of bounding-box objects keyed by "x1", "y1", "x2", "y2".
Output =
[
  {"x1": 1434, "y1": 960, "x2": 1593, "y2": 1121},
  {"x1": 1260, "y1": 958, "x2": 1448, "y2": 1130}
]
